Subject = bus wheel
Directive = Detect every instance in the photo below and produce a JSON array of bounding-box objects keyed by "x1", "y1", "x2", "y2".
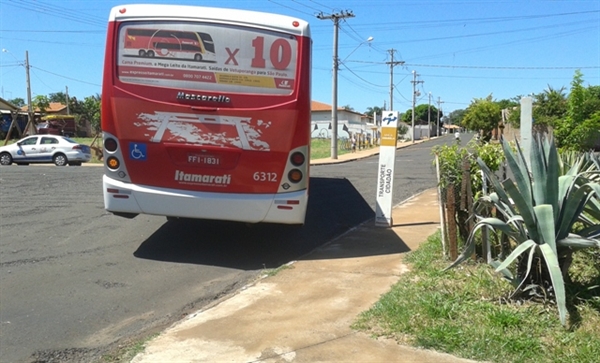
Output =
[
  {"x1": 147, "y1": 50, "x2": 155, "y2": 58},
  {"x1": 139, "y1": 50, "x2": 147, "y2": 57},
  {"x1": 194, "y1": 54, "x2": 203, "y2": 61}
]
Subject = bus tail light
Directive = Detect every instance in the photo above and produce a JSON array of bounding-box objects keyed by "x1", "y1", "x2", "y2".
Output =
[
  {"x1": 290, "y1": 151, "x2": 305, "y2": 166},
  {"x1": 107, "y1": 156, "x2": 120, "y2": 170},
  {"x1": 104, "y1": 138, "x2": 118, "y2": 152},
  {"x1": 288, "y1": 169, "x2": 303, "y2": 183}
]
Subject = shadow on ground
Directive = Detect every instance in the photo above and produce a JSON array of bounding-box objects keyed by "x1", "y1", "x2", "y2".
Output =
[{"x1": 133, "y1": 177, "x2": 407, "y2": 269}]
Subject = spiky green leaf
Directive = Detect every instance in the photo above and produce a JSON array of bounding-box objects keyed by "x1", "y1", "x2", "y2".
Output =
[
  {"x1": 534, "y1": 204, "x2": 557, "y2": 256},
  {"x1": 531, "y1": 136, "x2": 548, "y2": 206},
  {"x1": 502, "y1": 180, "x2": 539, "y2": 241},
  {"x1": 495, "y1": 239, "x2": 537, "y2": 272},
  {"x1": 538, "y1": 243, "x2": 567, "y2": 326},
  {"x1": 501, "y1": 138, "x2": 533, "y2": 211},
  {"x1": 556, "y1": 234, "x2": 600, "y2": 249}
]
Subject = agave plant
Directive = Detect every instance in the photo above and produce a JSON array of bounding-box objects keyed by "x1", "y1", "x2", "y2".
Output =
[{"x1": 446, "y1": 135, "x2": 600, "y2": 326}]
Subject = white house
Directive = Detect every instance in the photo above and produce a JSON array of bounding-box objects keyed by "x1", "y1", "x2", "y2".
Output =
[{"x1": 310, "y1": 101, "x2": 377, "y2": 142}]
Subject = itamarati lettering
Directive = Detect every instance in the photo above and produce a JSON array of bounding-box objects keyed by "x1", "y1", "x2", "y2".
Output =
[{"x1": 175, "y1": 170, "x2": 231, "y2": 185}]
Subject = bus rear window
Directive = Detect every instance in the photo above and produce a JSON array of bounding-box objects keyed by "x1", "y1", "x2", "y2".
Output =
[{"x1": 116, "y1": 21, "x2": 298, "y2": 96}]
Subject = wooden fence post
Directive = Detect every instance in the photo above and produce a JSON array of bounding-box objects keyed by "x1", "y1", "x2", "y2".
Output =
[{"x1": 446, "y1": 183, "x2": 458, "y2": 261}]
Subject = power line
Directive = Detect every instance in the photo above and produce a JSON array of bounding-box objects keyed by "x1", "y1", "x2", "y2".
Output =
[
  {"x1": 2, "y1": 0, "x2": 105, "y2": 27},
  {"x1": 266, "y1": 0, "x2": 315, "y2": 16},
  {"x1": 404, "y1": 63, "x2": 600, "y2": 70},
  {"x1": 30, "y1": 65, "x2": 101, "y2": 87},
  {"x1": 347, "y1": 60, "x2": 598, "y2": 70}
]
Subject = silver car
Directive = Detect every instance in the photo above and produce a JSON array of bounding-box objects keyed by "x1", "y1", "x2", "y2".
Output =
[{"x1": 0, "y1": 135, "x2": 92, "y2": 166}]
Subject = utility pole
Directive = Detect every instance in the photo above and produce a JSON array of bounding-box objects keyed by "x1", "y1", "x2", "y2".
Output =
[
  {"x1": 66, "y1": 86, "x2": 70, "y2": 115},
  {"x1": 437, "y1": 97, "x2": 444, "y2": 136},
  {"x1": 385, "y1": 49, "x2": 404, "y2": 111},
  {"x1": 411, "y1": 70, "x2": 423, "y2": 143},
  {"x1": 318, "y1": 10, "x2": 355, "y2": 159},
  {"x1": 428, "y1": 92, "x2": 432, "y2": 139},
  {"x1": 24, "y1": 51, "x2": 36, "y2": 135}
]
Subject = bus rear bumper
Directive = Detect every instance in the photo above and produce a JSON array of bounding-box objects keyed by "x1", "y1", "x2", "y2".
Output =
[{"x1": 103, "y1": 175, "x2": 307, "y2": 224}]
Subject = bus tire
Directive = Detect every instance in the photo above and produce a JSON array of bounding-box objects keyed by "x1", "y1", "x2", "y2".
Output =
[
  {"x1": 139, "y1": 50, "x2": 147, "y2": 57},
  {"x1": 194, "y1": 54, "x2": 202, "y2": 61},
  {"x1": 147, "y1": 50, "x2": 155, "y2": 58}
]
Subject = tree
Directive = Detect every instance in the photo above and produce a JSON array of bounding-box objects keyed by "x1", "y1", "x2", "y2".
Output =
[
  {"x1": 8, "y1": 97, "x2": 25, "y2": 108},
  {"x1": 80, "y1": 94, "x2": 101, "y2": 134},
  {"x1": 533, "y1": 86, "x2": 567, "y2": 128},
  {"x1": 32, "y1": 95, "x2": 50, "y2": 113},
  {"x1": 401, "y1": 104, "x2": 440, "y2": 126},
  {"x1": 48, "y1": 92, "x2": 67, "y2": 103},
  {"x1": 461, "y1": 95, "x2": 501, "y2": 140},
  {"x1": 554, "y1": 71, "x2": 600, "y2": 151},
  {"x1": 505, "y1": 88, "x2": 568, "y2": 130},
  {"x1": 365, "y1": 106, "x2": 383, "y2": 116},
  {"x1": 445, "y1": 109, "x2": 466, "y2": 127},
  {"x1": 342, "y1": 104, "x2": 354, "y2": 111}
]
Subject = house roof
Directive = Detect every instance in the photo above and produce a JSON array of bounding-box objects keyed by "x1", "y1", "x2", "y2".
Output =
[
  {"x1": 21, "y1": 102, "x2": 67, "y2": 113},
  {"x1": 0, "y1": 97, "x2": 19, "y2": 111},
  {"x1": 311, "y1": 100, "x2": 367, "y2": 117}
]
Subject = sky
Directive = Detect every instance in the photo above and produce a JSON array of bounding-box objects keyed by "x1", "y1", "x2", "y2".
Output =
[{"x1": 0, "y1": 0, "x2": 598, "y2": 116}]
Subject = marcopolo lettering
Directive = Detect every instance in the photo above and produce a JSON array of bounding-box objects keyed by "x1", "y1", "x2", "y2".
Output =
[
  {"x1": 176, "y1": 92, "x2": 231, "y2": 103},
  {"x1": 175, "y1": 170, "x2": 231, "y2": 185}
]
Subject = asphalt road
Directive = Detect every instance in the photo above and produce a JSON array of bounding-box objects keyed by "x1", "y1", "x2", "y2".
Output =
[{"x1": 0, "y1": 135, "x2": 457, "y2": 363}]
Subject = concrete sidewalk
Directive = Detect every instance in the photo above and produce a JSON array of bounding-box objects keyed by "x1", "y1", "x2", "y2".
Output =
[{"x1": 131, "y1": 185, "x2": 476, "y2": 362}]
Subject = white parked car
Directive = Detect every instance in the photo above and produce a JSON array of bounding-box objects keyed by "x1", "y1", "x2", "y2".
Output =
[{"x1": 0, "y1": 135, "x2": 92, "y2": 166}]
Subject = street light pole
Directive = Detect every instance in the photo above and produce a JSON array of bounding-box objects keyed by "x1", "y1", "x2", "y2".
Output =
[{"x1": 410, "y1": 71, "x2": 422, "y2": 143}]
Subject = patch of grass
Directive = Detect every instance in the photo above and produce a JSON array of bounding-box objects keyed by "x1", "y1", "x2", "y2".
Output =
[
  {"x1": 101, "y1": 333, "x2": 160, "y2": 362},
  {"x1": 353, "y1": 231, "x2": 600, "y2": 363},
  {"x1": 263, "y1": 263, "x2": 294, "y2": 277},
  {"x1": 310, "y1": 138, "x2": 351, "y2": 159}
]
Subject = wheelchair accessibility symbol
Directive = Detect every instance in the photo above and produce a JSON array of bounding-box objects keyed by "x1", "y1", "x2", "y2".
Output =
[{"x1": 129, "y1": 143, "x2": 147, "y2": 161}]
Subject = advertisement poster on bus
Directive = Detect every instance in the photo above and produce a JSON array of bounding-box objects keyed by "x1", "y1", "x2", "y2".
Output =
[
  {"x1": 116, "y1": 22, "x2": 298, "y2": 95},
  {"x1": 375, "y1": 111, "x2": 399, "y2": 227}
]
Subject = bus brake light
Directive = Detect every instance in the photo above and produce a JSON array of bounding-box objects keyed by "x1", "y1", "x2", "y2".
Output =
[{"x1": 290, "y1": 151, "x2": 305, "y2": 166}]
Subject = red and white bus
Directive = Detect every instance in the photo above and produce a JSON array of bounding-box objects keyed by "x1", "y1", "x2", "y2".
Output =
[
  {"x1": 123, "y1": 28, "x2": 216, "y2": 62},
  {"x1": 102, "y1": 4, "x2": 311, "y2": 224}
]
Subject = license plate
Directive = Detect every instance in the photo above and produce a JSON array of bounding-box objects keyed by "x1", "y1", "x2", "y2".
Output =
[{"x1": 187, "y1": 153, "x2": 221, "y2": 166}]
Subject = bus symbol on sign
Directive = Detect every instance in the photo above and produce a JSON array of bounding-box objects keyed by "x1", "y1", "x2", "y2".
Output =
[
  {"x1": 383, "y1": 113, "x2": 397, "y2": 125},
  {"x1": 129, "y1": 143, "x2": 147, "y2": 161}
]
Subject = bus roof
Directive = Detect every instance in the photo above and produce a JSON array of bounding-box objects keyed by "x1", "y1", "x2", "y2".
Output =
[{"x1": 109, "y1": 4, "x2": 310, "y2": 37}]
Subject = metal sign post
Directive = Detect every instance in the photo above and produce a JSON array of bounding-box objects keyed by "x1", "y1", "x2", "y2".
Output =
[{"x1": 375, "y1": 111, "x2": 399, "y2": 227}]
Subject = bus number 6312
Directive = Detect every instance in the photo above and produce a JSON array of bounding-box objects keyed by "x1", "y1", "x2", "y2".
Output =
[{"x1": 253, "y1": 171, "x2": 277, "y2": 182}]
